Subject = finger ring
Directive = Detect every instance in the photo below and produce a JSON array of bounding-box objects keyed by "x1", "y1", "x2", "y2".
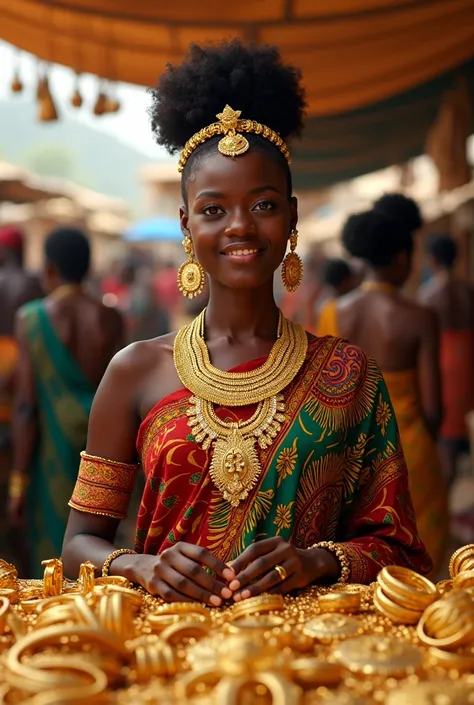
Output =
[{"x1": 274, "y1": 565, "x2": 287, "y2": 581}]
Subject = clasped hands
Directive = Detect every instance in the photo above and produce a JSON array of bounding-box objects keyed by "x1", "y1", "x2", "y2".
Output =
[{"x1": 130, "y1": 536, "x2": 339, "y2": 605}]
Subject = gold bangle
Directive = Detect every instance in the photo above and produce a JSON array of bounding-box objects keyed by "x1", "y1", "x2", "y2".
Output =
[
  {"x1": 377, "y1": 566, "x2": 437, "y2": 611},
  {"x1": 429, "y1": 645, "x2": 474, "y2": 673},
  {"x1": 449, "y1": 544, "x2": 474, "y2": 577},
  {"x1": 309, "y1": 541, "x2": 351, "y2": 584},
  {"x1": 78, "y1": 561, "x2": 96, "y2": 595},
  {"x1": 101, "y1": 548, "x2": 136, "y2": 578},
  {"x1": 41, "y1": 558, "x2": 63, "y2": 598},
  {"x1": 453, "y1": 569, "x2": 474, "y2": 589},
  {"x1": 318, "y1": 592, "x2": 361, "y2": 614},
  {"x1": 0, "y1": 596, "x2": 10, "y2": 635},
  {"x1": 8, "y1": 470, "x2": 29, "y2": 499},
  {"x1": 373, "y1": 585, "x2": 421, "y2": 625},
  {"x1": 230, "y1": 594, "x2": 285, "y2": 620}
]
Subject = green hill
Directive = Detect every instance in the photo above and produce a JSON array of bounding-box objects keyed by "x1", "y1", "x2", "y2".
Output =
[{"x1": 0, "y1": 99, "x2": 157, "y2": 211}]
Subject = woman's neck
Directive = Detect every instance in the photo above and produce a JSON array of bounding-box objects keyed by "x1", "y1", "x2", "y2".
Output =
[{"x1": 205, "y1": 281, "x2": 279, "y2": 343}]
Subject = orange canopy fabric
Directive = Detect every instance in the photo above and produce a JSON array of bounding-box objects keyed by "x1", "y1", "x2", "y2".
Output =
[{"x1": 1, "y1": 0, "x2": 474, "y2": 117}]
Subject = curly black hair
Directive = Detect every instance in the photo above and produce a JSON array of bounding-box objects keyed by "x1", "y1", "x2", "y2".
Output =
[
  {"x1": 342, "y1": 210, "x2": 413, "y2": 268},
  {"x1": 45, "y1": 226, "x2": 90, "y2": 283},
  {"x1": 149, "y1": 40, "x2": 306, "y2": 199},
  {"x1": 373, "y1": 193, "x2": 423, "y2": 234},
  {"x1": 427, "y1": 233, "x2": 457, "y2": 269},
  {"x1": 321, "y1": 258, "x2": 352, "y2": 288}
]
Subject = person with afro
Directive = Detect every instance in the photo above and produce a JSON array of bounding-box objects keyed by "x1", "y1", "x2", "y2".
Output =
[
  {"x1": 420, "y1": 233, "x2": 474, "y2": 490},
  {"x1": 314, "y1": 257, "x2": 356, "y2": 335},
  {"x1": 316, "y1": 202, "x2": 448, "y2": 575},
  {"x1": 64, "y1": 41, "x2": 430, "y2": 601},
  {"x1": 9, "y1": 226, "x2": 124, "y2": 576}
]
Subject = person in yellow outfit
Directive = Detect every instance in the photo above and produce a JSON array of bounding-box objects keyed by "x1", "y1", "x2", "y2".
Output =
[{"x1": 316, "y1": 203, "x2": 448, "y2": 576}]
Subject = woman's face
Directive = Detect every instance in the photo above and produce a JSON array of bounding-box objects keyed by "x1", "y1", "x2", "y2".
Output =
[{"x1": 180, "y1": 149, "x2": 297, "y2": 291}]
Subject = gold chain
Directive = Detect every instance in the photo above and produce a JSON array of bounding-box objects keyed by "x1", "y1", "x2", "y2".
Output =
[
  {"x1": 173, "y1": 309, "x2": 308, "y2": 406},
  {"x1": 360, "y1": 281, "x2": 398, "y2": 296}
]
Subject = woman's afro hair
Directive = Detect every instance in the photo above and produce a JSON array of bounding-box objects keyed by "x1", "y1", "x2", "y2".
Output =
[
  {"x1": 342, "y1": 209, "x2": 413, "y2": 268},
  {"x1": 373, "y1": 193, "x2": 423, "y2": 234},
  {"x1": 149, "y1": 39, "x2": 306, "y2": 154}
]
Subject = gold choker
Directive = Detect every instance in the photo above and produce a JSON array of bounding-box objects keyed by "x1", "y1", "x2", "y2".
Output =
[
  {"x1": 178, "y1": 105, "x2": 291, "y2": 173},
  {"x1": 174, "y1": 310, "x2": 308, "y2": 407}
]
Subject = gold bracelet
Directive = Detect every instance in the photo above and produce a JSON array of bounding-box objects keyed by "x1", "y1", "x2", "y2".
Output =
[
  {"x1": 8, "y1": 470, "x2": 29, "y2": 499},
  {"x1": 101, "y1": 549, "x2": 137, "y2": 578},
  {"x1": 377, "y1": 566, "x2": 437, "y2": 611},
  {"x1": 309, "y1": 541, "x2": 350, "y2": 583}
]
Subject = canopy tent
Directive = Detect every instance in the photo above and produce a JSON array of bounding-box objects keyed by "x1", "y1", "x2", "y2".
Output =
[
  {"x1": 1, "y1": 0, "x2": 474, "y2": 188},
  {"x1": 124, "y1": 216, "x2": 182, "y2": 243}
]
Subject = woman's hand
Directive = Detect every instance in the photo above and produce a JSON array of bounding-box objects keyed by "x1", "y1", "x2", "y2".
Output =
[
  {"x1": 120, "y1": 542, "x2": 235, "y2": 606},
  {"x1": 228, "y1": 536, "x2": 340, "y2": 601}
]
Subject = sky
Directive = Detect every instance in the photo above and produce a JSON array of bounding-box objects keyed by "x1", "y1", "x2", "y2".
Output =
[{"x1": 0, "y1": 40, "x2": 170, "y2": 161}]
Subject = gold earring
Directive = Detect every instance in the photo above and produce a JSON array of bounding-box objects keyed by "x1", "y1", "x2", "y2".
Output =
[
  {"x1": 281, "y1": 228, "x2": 303, "y2": 292},
  {"x1": 177, "y1": 233, "x2": 206, "y2": 298}
]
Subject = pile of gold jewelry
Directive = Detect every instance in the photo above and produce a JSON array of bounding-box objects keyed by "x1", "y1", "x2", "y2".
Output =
[{"x1": 1, "y1": 548, "x2": 474, "y2": 704}]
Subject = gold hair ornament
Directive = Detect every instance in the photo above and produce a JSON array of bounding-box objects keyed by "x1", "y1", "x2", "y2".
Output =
[{"x1": 178, "y1": 104, "x2": 291, "y2": 172}]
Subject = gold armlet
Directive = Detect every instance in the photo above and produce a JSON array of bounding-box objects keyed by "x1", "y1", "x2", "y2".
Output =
[{"x1": 8, "y1": 470, "x2": 29, "y2": 499}]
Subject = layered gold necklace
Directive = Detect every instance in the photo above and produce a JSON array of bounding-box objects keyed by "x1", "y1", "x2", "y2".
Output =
[{"x1": 174, "y1": 310, "x2": 308, "y2": 506}]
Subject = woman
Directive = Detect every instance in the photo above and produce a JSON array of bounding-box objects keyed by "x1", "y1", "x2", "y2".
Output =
[
  {"x1": 316, "y1": 207, "x2": 448, "y2": 574},
  {"x1": 63, "y1": 41, "x2": 430, "y2": 604}
]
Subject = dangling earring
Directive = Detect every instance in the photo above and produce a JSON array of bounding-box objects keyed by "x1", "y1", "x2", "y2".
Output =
[
  {"x1": 177, "y1": 232, "x2": 206, "y2": 298},
  {"x1": 281, "y1": 228, "x2": 303, "y2": 292}
]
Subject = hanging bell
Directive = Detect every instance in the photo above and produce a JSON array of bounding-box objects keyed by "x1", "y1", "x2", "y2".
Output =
[
  {"x1": 93, "y1": 91, "x2": 107, "y2": 116},
  {"x1": 71, "y1": 88, "x2": 83, "y2": 108},
  {"x1": 10, "y1": 72, "x2": 23, "y2": 93},
  {"x1": 36, "y1": 76, "x2": 47, "y2": 101},
  {"x1": 38, "y1": 77, "x2": 59, "y2": 122},
  {"x1": 104, "y1": 97, "x2": 120, "y2": 113}
]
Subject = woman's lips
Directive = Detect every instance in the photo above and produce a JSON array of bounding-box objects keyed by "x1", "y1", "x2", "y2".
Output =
[{"x1": 221, "y1": 247, "x2": 261, "y2": 263}]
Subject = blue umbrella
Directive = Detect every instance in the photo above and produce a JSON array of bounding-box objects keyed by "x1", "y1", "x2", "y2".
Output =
[{"x1": 124, "y1": 216, "x2": 182, "y2": 242}]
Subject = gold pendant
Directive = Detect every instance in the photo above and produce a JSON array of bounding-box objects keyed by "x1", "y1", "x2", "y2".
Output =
[
  {"x1": 187, "y1": 395, "x2": 285, "y2": 505},
  {"x1": 209, "y1": 427, "x2": 261, "y2": 507}
]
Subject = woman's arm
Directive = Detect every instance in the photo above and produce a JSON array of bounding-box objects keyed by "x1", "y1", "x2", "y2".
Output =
[
  {"x1": 336, "y1": 372, "x2": 433, "y2": 583},
  {"x1": 417, "y1": 308, "x2": 442, "y2": 439},
  {"x1": 62, "y1": 344, "x2": 234, "y2": 604}
]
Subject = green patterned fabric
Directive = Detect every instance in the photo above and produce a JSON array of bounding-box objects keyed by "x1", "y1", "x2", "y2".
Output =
[{"x1": 22, "y1": 301, "x2": 94, "y2": 577}]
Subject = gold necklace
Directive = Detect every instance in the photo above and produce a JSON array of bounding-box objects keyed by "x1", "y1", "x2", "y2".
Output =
[
  {"x1": 174, "y1": 309, "x2": 308, "y2": 505},
  {"x1": 49, "y1": 284, "x2": 83, "y2": 300},
  {"x1": 174, "y1": 309, "x2": 308, "y2": 406},
  {"x1": 360, "y1": 281, "x2": 399, "y2": 297}
]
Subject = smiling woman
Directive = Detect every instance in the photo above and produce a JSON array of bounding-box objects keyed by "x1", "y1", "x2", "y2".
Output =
[{"x1": 62, "y1": 39, "x2": 432, "y2": 604}]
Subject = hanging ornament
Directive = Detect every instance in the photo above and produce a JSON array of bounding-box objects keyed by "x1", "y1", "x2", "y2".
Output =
[
  {"x1": 71, "y1": 74, "x2": 83, "y2": 108},
  {"x1": 93, "y1": 89, "x2": 107, "y2": 116},
  {"x1": 103, "y1": 82, "x2": 120, "y2": 113},
  {"x1": 38, "y1": 76, "x2": 59, "y2": 122},
  {"x1": 10, "y1": 71, "x2": 23, "y2": 93},
  {"x1": 36, "y1": 76, "x2": 48, "y2": 102}
]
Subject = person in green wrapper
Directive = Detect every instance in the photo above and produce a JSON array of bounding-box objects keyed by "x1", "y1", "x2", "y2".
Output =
[{"x1": 8, "y1": 227, "x2": 124, "y2": 576}]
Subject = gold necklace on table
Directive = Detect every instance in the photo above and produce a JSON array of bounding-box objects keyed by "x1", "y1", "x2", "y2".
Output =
[
  {"x1": 173, "y1": 309, "x2": 308, "y2": 506},
  {"x1": 360, "y1": 281, "x2": 399, "y2": 297}
]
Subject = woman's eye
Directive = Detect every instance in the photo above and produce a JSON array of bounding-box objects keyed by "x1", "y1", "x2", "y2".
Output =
[
  {"x1": 253, "y1": 201, "x2": 275, "y2": 211},
  {"x1": 202, "y1": 205, "x2": 223, "y2": 216}
]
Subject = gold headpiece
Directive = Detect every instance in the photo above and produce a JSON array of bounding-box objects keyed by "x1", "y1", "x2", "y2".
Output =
[{"x1": 178, "y1": 104, "x2": 290, "y2": 172}]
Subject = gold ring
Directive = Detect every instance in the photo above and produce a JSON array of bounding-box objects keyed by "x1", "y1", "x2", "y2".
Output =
[{"x1": 274, "y1": 565, "x2": 287, "y2": 582}]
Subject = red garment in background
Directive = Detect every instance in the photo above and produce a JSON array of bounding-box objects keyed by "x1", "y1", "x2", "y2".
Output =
[{"x1": 440, "y1": 329, "x2": 474, "y2": 439}]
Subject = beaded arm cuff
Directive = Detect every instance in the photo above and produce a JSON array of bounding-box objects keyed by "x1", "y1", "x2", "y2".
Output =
[
  {"x1": 310, "y1": 541, "x2": 351, "y2": 584},
  {"x1": 68, "y1": 451, "x2": 139, "y2": 520}
]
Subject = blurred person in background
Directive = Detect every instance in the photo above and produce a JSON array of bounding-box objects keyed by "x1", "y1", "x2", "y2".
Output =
[
  {"x1": 315, "y1": 203, "x2": 448, "y2": 575},
  {"x1": 419, "y1": 234, "x2": 474, "y2": 488},
  {"x1": 315, "y1": 258, "x2": 356, "y2": 335},
  {"x1": 0, "y1": 225, "x2": 43, "y2": 570},
  {"x1": 9, "y1": 226, "x2": 124, "y2": 576}
]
